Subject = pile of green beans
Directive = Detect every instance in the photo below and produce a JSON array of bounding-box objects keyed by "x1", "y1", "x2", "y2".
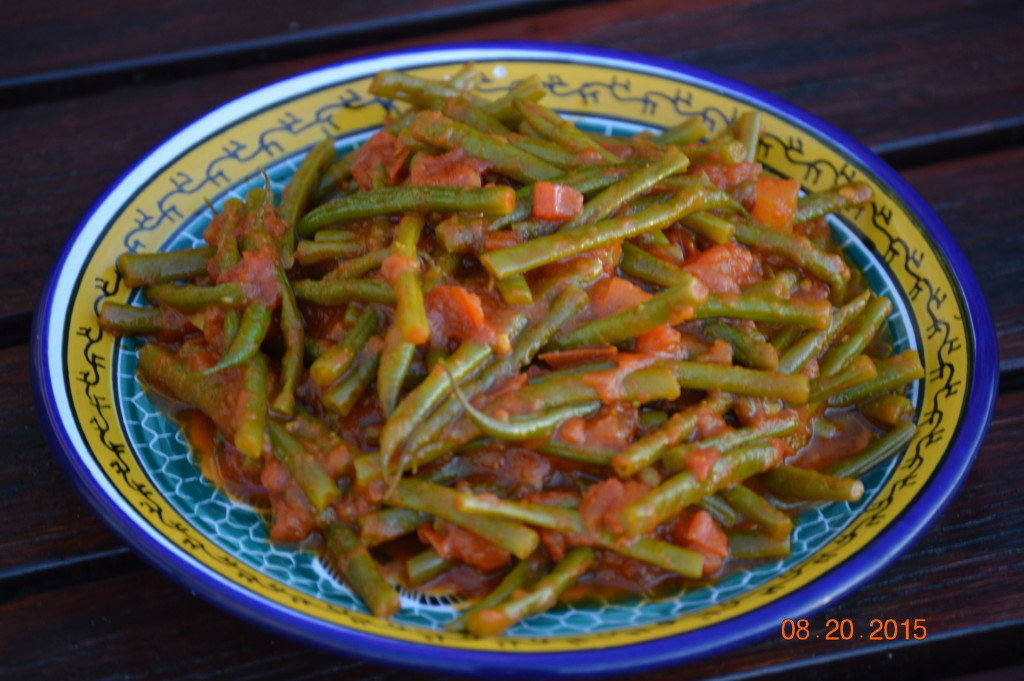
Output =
[{"x1": 99, "y1": 63, "x2": 922, "y2": 637}]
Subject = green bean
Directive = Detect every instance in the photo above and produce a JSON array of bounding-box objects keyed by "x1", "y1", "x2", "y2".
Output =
[
  {"x1": 323, "y1": 248, "x2": 389, "y2": 281},
  {"x1": 777, "y1": 291, "x2": 870, "y2": 374},
  {"x1": 325, "y1": 523, "x2": 401, "y2": 619},
  {"x1": 482, "y1": 188, "x2": 731, "y2": 280},
  {"x1": 457, "y1": 494, "x2": 584, "y2": 533},
  {"x1": 808, "y1": 354, "x2": 877, "y2": 404},
  {"x1": 443, "y1": 96, "x2": 513, "y2": 135},
  {"x1": 390, "y1": 479, "x2": 539, "y2": 559},
  {"x1": 455, "y1": 494, "x2": 703, "y2": 578},
  {"x1": 137, "y1": 344, "x2": 233, "y2": 435},
  {"x1": 770, "y1": 326, "x2": 802, "y2": 353},
  {"x1": 666, "y1": 361, "x2": 810, "y2": 403},
  {"x1": 697, "y1": 493, "x2": 737, "y2": 527},
  {"x1": 539, "y1": 442, "x2": 618, "y2": 466},
  {"x1": 272, "y1": 271, "x2": 304, "y2": 416},
  {"x1": 99, "y1": 302, "x2": 170, "y2": 336},
  {"x1": 795, "y1": 182, "x2": 874, "y2": 224},
  {"x1": 445, "y1": 553, "x2": 547, "y2": 632},
  {"x1": 482, "y1": 74, "x2": 546, "y2": 123},
  {"x1": 390, "y1": 215, "x2": 430, "y2": 344},
  {"x1": 860, "y1": 394, "x2": 916, "y2": 429},
  {"x1": 491, "y1": 162, "x2": 644, "y2": 233},
  {"x1": 144, "y1": 282, "x2": 245, "y2": 311},
  {"x1": 401, "y1": 286, "x2": 588, "y2": 457},
  {"x1": 734, "y1": 111, "x2": 762, "y2": 163},
  {"x1": 732, "y1": 217, "x2": 850, "y2": 304},
  {"x1": 444, "y1": 364, "x2": 600, "y2": 441},
  {"x1": 650, "y1": 117, "x2": 706, "y2": 146},
  {"x1": 299, "y1": 185, "x2": 516, "y2": 236},
  {"x1": 323, "y1": 345, "x2": 381, "y2": 417},
  {"x1": 696, "y1": 292, "x2": 832, "y2": 330},
  {"x1": 612, "y1": 394, "x2": 732, "y2": 479},
  {"x1": 292, "y1": 278, "x2": 395, "y2": 305},
  {"x1": 279, "y1": 137, "x2": 336, "y2": 267},
  {"x1": 663, "y1": 411, "x2": 801, "y2": 472},
  {"x1": 507, "y1": 133, "x2": 586, "y2": 169},
  {"x1": 314, "y1": 228, "x2": 361, "y2": 243},
  {"x1": 515, "y1": 100, "x2": 621, "y2": 163},
  {"x1": 760, "y1": 465, "x2": 863, "y2": 503},
  {"x1": 727, "y1": 529, "x2": 791, "y2": 559},
  {"x1": 464, "y1": 547, "x2": 595, "y2": 637},
  {"x1": 679, "y1": 211, "x2": 736, "y2": 244},
  {"x1": 562, "y1": 147, "x2": 689, "y2": 231},
  {"x1": 266, "y1": 420, "x2": 339, "y2": 512},
  {"x1": 377, "y1": 326, "x2": 416, "y2": 417},
  {"x1": 234, "y1": 352, "x2": 268, "y2": 459},
  {"x1": 745, "y1": 270, "x2": 800, "y2": 299},
  {"x1": 496, "y1": 274, "x2": 533, "y2": 305},
  {"x1": 828, "y1": 350, "x2": 924, "y2": 407},
  {"x1": 410, "y1": 110, "x2": 562, "y2": 183},
  {"x1": 825, "y1": 420, "x2": 917, "y2": 480},
  {"x1": 720, "y1": 485, "x2": 792, "y2": 539},
  {"x1": 550, "y1": 282, "x2": 708, "y2": 351},
  {"x1": 311, "y1": 311, "x2": 380, "y2": 389},
  {"x1": 203, "y1": 303, "x2": 272, "y2": 374},
  {"x1": 617, "y1": 243, "x2": 699, "y2": 293},
  {"x1": 622, "y1": 441, "x2": 783, "y2": 536},
  {"x1": 380, "y1": 342, "x2": 494, "y2": 474},
  {"x1": 819, "y1": 296, "x2": 892, "y2": 377},
  {"x1": 703, "y1": 320, "x2": 779, "y2": 370},
  {"x1": 393, "y1": 366, "x2": 681, "y2": 484},
  {"x1": 368, "y1": 69, "x2": 489, "y2": 110},
  {"x1": 117, "y1": 246, "x2": 215, "y2": 288},
  {"x1": 295, "y1": 239, "x2": 365, "y2": 265},
  {"x1": 359, "y1": 508, "x2": 426, "y2": 548},
  {"x1": 407, "y1": 548, "x2": 454, "y2": 586},
  {"x1": 685, "y1": 140, "x2": 746, "y2": 165}
]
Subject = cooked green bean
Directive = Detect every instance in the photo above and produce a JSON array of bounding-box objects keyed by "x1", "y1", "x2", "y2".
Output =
[
  {"x1": 144, "y1": 282, "x2": 245, "y2": 311},
  {"x1": 117, "y1": 246, "x2": 215, "y2": 288},
  {"x1": 482, "y1": 188, "x2": 731, "y2": 279},
  {"x1": 279, "y1": 137, "x2": 336, "y2": 267},
  {"x1": 325, "y1": 523, "x2": 401, "y2": 619},
  {"x1": 622, "y1": 442, "x2": 784, "y2": 536},
  {"x1": 760, "y1": 465, "x2": 864, "y2": 503},
  {"x1": 465, "y1": 547, "x2": 596, "y2": 637},
  {"x1": 299, "y1": 185, "x2": 516, "y2": 236}
]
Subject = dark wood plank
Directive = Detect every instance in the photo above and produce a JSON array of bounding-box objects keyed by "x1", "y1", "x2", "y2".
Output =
[
  {"x1": 0, "y1": 0, "x2": 559, "y2": 83},
  {"x1": 4, "y1": 388, "x2": 1022, "y2": 680},
  {"x1": 3, "y1": 0, "x2": 1023, "y2": 323},
  {"x1": 0, "y1": 346, "x2": 126, "y2": 575}
]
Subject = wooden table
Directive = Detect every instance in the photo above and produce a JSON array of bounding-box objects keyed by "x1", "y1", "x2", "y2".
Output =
[{"x1": 3, "y1": 1, "x2": 1023, "y2": 678}]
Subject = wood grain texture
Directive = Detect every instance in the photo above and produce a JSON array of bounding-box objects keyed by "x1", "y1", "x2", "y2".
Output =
[
  {"x1": 3, "y1": 390, "x2": 1022, "y2": 679},
  {"x1": 0, "y1": 346, "x2": 125, "y2": 575},
  {"x1": 0, "y1": 0, "x2": 556, "y2": 82},
  {"x1": 3, "y1": 0, "x2": 1022, "y2": 322}
]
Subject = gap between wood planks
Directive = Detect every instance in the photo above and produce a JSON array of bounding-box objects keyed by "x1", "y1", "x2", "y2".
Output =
[{"x1": 0, "y1": 0, "x2": 591, "y2": 107}]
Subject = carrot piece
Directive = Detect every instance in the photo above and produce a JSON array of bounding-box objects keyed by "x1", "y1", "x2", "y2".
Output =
[
  {"x1": 751, "y1": 177, "x2": 801, "y2": 230},
  {"x1": 532, "y1": 181, "x2": 584, "y2": 221}
]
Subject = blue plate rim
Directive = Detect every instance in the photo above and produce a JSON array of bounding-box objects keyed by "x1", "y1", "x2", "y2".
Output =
[{"x1": 31, "y1": 40, "x2": 998, "y2": 678}]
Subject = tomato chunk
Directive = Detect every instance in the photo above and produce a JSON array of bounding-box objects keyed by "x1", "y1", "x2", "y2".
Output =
[
  {"x1": 532, "y1": 181, "x2": 584, "y2": 221},
  {"x1": 751, "y1": 177, "x2": 801, "y2": 230}
]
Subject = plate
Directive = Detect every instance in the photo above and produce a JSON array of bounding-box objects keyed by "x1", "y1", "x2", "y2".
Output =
[{"x1": 31, "y1": 42, "x2": 997, "y2": 677}]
